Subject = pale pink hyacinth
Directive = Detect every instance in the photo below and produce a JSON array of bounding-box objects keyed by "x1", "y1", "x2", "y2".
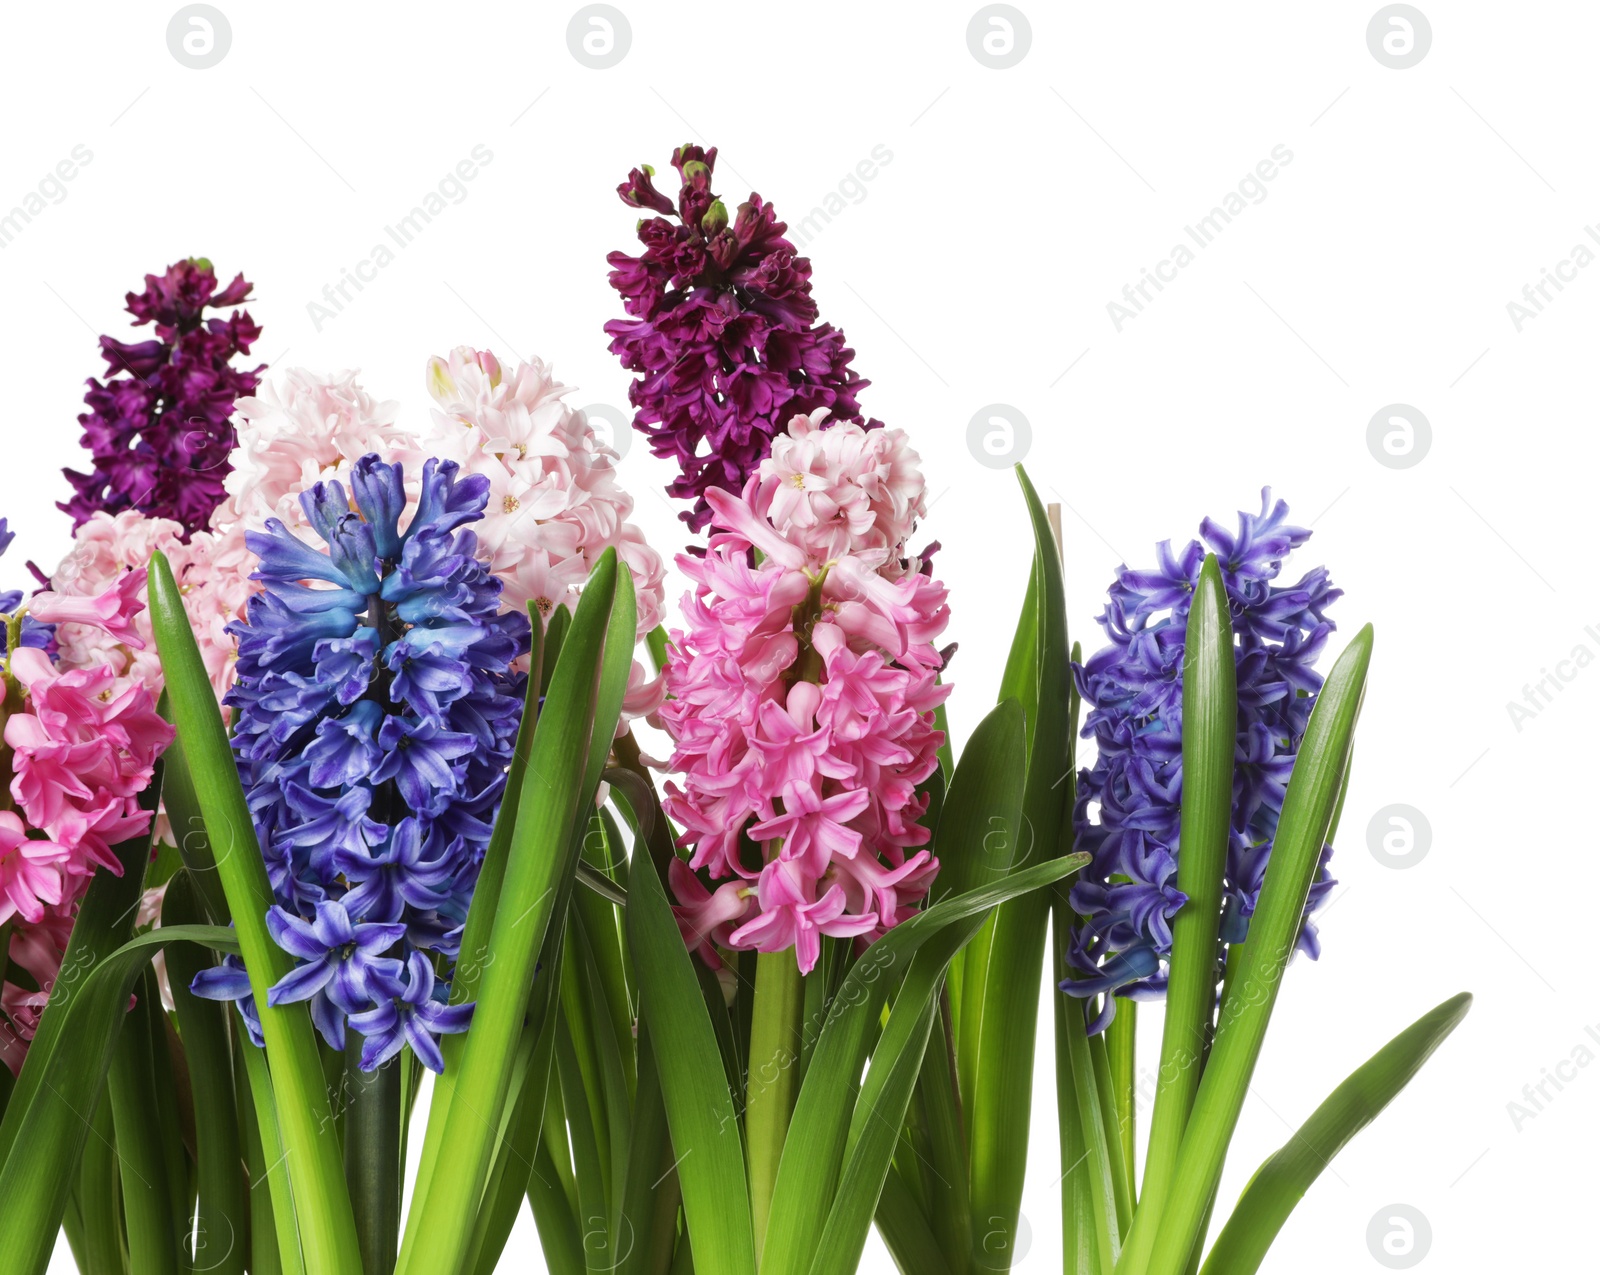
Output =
[
  {"x1": 213, "y1": 367, "x2": 416, "y2": 572},
  {"x1": 420, "y1": 346, "x2": 668, "y2": 717},
  {"x1": 1, "y1": 577, "x2": 172, "y2": 1071},
  {"x1": 752, "y1": 407, "x2": 927, "y2": 569},
  {"x1": 663, "y1": 414, "x2": 950, "y2": 975},
  {"x1": 421, "y1": 346, "x2": 666, "y2": 637}
]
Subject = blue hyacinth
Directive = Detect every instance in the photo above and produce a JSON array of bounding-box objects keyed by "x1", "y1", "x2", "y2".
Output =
[
  {"x1": 0, "y1": 519, "x2": 55, "y2": 652},
  {"x1": 1063, "y1": 490, "x2": 1341, "y2": 1033},
  {"x1": 191, "y1": 455, "x2": 528, "y2": 1071}
]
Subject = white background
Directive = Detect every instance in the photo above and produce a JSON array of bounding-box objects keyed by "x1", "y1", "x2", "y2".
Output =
[{"x1": 4, "y1": 1, "x2": 1589, "y2": 1271}]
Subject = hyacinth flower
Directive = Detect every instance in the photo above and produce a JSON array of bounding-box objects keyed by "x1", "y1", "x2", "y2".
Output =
[
  {"x1": 0, "y1": 520, "x2": 172, "y2": 1073},
  {"x1": 61, "y1": 259, "x2": 263, "y2": 538},
  {"x1": 420, "y1": 345, "x2": 669, "y2": 720},
  {"x1": 656, "y1": 408, "x2": 950, "y2": 1242},
  {"x1": 1061, "y1": 489, "x2": 1341, "y2": 1033},
  {"x1": 606, "y1": 144, "x2": 880, "y2": 533},
  {"x1": 43, "y1": 369, "x2": 379, "y2": 711},
  {"x1": 661, "y1": 409, "x2": 949, "y2": 974},
  {"x1": 207, "y1": 356, "x2": 667, "y2": 717},
  {"x1": 422, "y1": 345, "x2": 666, "y2": 633},
  {"x1": 45, "y1": 509, "x2": 254, "y2": 699},
  {"x1": 190, "y1": 453, "x2": 528, "y2": 1071}
]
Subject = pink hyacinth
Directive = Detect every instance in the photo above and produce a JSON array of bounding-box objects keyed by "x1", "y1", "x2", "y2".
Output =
[
  {"x1": 661, "y1": 414, "x2": 949, "y2": 975},
  {"x1": 751, "y1": 407, "x2": 927, "y2": 568},
  {"x1": 48, "y1": 515, "x2": 251, "y2": 698},
  {"x1": 0, "y1": 812, "x2": 68, "y2": 927},
  {"x1": 1, "y1": 576, "x2": 172, "y2": 1074},
  {"x1": 214, "y1": 367, "x2": 411, "y2": 543},
  {"x1": 420, "y1": 346, "x2": 668, "y2": 717},
  {"x1": 421, "y1": 346, "x2": 666, "y2": 638}
]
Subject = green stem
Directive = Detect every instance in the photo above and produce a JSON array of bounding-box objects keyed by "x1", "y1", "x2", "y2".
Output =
[
  {"x1": 344, "y1": 1039, "x2": 403, "y2": 1275},
  {"x1": 745, "y1": 948, "x2": 806, "y2": 1259},
  {"x1": 1105, "y1": 1002, "x2": 1137, "y2": 1198},
  {"x1": 107, "y1": 971, "x2": 180, "y2": 1275},
  {"x1": 1089, "y1": 1028, "x2": 1132, "y2": 1238}
]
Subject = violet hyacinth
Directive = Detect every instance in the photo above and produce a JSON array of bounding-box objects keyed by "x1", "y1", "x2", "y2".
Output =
[
  {"x1": 605, "y1": 144, "x2": 878, "y2": 533},
  {"x1": 191, "y1": 454, "x2": 527, "y2": 1071},
  {"x1": 1063, "y1": 490, "x2": 1341, "y2": 1032},
  {"x1": 61, "y1": 259, "x2": 263, "y2": 538}
]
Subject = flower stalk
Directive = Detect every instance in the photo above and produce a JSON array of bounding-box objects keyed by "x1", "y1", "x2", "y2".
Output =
[{"x1": 746, "y1": 945, "x2": 808, "y2": 1257}]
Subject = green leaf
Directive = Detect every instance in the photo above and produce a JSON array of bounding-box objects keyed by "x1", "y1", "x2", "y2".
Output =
[
  {"x1": 398, "y1": 550, "x2": 635, "y2": 1275},
  {"x1": 147, "y1": 550, "x2": 362, "y2": 1273},
  {"x1": 164, "y1": 873, "x2": 247, "y2": 1275},
  {"x1": 0, "y1": 923, "x2": 239, "y2": 1275},
  {"x1": 160, "y1": 727, "x2": 232, "y2": 925},
  {"x1": 75, "y1": 1097, "x2": 122, "y2": 1275},
  {"x1": 612, "y1": 1019, "x2": 678, "y2": 1275},
  {"x1": 968, "y1": 465, "x2": 1076, "y2": 1267},
  {"x1": 806, "y1": 982, "x2": 939, "y2": 1274},
  {"x1": 1103, "y1": 1002, "x2": 1138, "y2": 1221},
  {"x1": 1198, "y1": 992, "x2": 1470, "y2": 1274},
  {"x1": 106, "y1": 968, "x2": 182, "y2": 1275},
  {"x1": 1119, "y1": 555, "x2": 1236, "y2": 1274},
  {"x1": 397, "y1": 601, "x2": 548, "y2": 1261},
  {"x1": 760, "y1": 857, "x2": 1087, "y2": 1275},
  {"x1": 873, "y1": 1168, "x2": 954, "y2": 1275},
  {"x1": 906, "y1": 1007, "x2": 971, "y2": 1269},
  {"x1": 1143, "y1": 626, "x2": 1373, "y2": 1275},
  {"x1": 234, "y1": 1013, "x2": 296, "y2": 1275},
  {"x1": 466, "y1": 1023, "x2": 552, "y2": 1275},
  {"x1": 627, "y1": 828, "x2": 757, "y2": 1275},
  {"x1": 766, "y1": 694, "x2": 1026, "y2": 1275},
  {"x1": 808, "y1": 836, "x2": 1088, "y2": 1275},
  {"x1": 1052, "y1": 945, "x2": 1119, "y2": 1275}
]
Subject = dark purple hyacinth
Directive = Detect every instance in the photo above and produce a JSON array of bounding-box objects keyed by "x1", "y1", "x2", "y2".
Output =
[
  {"x1": 60, "y1": 259, "x2": 263, "y2": 538},
  {"x1": 605, "y1": 144, "x2": 878, "y2": 533},
  {"x1": 1063, "y1": 491, "x2": 1342, "y2": 1032}
]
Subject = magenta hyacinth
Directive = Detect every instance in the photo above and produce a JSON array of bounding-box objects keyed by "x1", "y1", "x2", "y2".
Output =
[
  {"x1": 60, "y1": 259, "x2": 263, "y2": 539},
  {"x1": 661, "y1": 411, "x2": 948, "y2": 975},
  {"x1": 605, "y1": 145, "x2": 878, "y2": 534}
]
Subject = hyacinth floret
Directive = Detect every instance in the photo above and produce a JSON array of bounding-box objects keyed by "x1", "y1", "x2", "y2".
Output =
[
  {"x1": 1064, "y1": 490, "x2": 1341, "y2": 1032},
  {"x1": 191, "y1": 454, "x2": 529, "y2": 1070}
]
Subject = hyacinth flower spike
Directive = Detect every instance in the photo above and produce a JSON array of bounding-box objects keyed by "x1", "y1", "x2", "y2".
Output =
[
  {"x1": 607, "y1": 145, "x2": 880, "y2": 534},
  {"x1": 1065, "y1": 489, "x2": 1341, "y2": 1031},
  {"x1": 61, "y1": 258, "x2": 263, "y2": 538}
]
